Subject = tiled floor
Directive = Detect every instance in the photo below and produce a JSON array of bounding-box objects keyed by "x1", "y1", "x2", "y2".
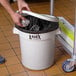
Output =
[{"x1": 0, "y1": 0, "x2": 76, "y2": 76}]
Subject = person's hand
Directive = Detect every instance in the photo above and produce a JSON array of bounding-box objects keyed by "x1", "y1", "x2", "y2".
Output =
[
  {"x1": 13, "y1": 0, "x2": 31, "y2": 27},
  {"x1": 17, "y1": 0, "x2": 31, "y2": 12},
  {"x1": 11, "y1": 0, "x2": 31, "y2": 27},
  {"x1": 11, "y1": 12, "x2": 25, "y2": 27}
]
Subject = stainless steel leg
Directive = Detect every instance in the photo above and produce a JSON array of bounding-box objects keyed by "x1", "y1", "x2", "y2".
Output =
[
  {"x1": 50, "y1": 0, "x2": 54, "y2": 15},
  {"x1": 73, "y1": 7, "x2": 76, "y2": 60}
]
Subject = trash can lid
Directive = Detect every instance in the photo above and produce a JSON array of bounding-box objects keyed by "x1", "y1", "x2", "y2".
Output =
[{"x1": 21, "y1": 10, "x2": 59, "y2": 22}]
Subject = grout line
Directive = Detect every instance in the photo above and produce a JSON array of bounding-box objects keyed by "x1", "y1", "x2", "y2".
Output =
[
  {"x1": 5, "y1": 63, "x2": 28, "y2": 76},
  {"x1": 55, "y1": 64, "x2": 66, "y2": 76},
  {"x1": 43, "y1": 71, "x2": 47, "y2": 76},
  {"x1": 4, "y1": 63, "x2": 11, "y2": 76},
  {"x1": 1, "y1": 30, "x2": 29, "y2": 74},
  {"x1": 5, "y1": 63, "x2": 21, "y2": 67},
  {"x1": 10, "y1": 71, "x2": 29, "y2": 76}
]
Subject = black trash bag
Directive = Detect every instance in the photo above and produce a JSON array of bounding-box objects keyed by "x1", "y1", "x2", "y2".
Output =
[
  {"x1": 15, "y1": 15, "x2": 59, "y2": 34},
  {"x1": 22, "y1": 15, "x2": 44, "y2": 32}
]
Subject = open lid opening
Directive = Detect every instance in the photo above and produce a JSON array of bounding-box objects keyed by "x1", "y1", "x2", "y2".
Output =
[{"x1": 15, "y1": 11, "x2": 59, "y2": 34}]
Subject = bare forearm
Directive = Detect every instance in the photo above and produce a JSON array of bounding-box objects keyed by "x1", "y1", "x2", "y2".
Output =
[
  {"x1": 17, "y1": 0, "x2": 25, "y2": 2},
  {"x1": 0, "y1": 0, "x2": 15, "y2": 16},
  {"x1": 17, "y1": 0, "x2": 30, "y2": 11}
]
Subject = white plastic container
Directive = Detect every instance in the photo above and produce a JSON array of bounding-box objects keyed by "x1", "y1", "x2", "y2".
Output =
[
  {"x1": 13, "y1": 11, "x2": 59, "y2": 70},
  {"x1": 13, "y1": 27, "x2": 58, "y2": 70}
]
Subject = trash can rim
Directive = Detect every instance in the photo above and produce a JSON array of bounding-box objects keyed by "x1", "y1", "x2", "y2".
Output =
[{"x1": 15, "y1": 24, "x2": 58, "y2": 34}]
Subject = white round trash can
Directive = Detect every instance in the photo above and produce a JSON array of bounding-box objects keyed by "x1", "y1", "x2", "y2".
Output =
[{"x1": 13, "y1": 11, "x2": 59, "y2": 70}]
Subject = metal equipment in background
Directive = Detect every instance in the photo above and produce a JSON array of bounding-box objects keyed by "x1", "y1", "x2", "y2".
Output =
[{"x1": 50, "y1": 0, "x2": 76, "y2": 72}]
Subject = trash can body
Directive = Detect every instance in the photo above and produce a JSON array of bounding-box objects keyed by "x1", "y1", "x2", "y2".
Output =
[{"x1": 13, "y1": 28, "x2": 57, "y2": 70}]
